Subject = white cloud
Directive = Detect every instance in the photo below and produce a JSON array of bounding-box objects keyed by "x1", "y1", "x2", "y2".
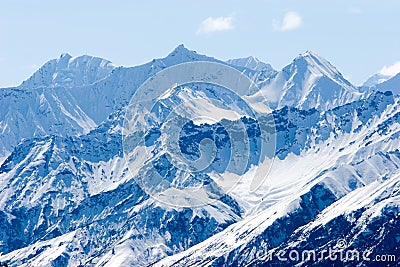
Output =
[
  {"x1": 380, "y1": 61, "x2": 400, "y2": 76},
  {"x1": 348, "y1": 7, "x2": 362, "y2": 14},
  {"x1": 273, "y1": 11, "x2": 303, "y2": 32},
  {"x1": 197, "y1": 16, "x2": 234, "y2": 35}
]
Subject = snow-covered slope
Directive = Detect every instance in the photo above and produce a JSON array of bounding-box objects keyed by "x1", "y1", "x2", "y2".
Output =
[
  {"x1": 20, "y1": 53, "x2": 117, "y2": 89},
  {"x1": 374, "y1": 72, "x2": 400, "y2": 96},
  {"x1": 226, "y1": 56, "x2": 275, "y2": 72},
  {"x1": 1, "y1": 89, "x2": 399, "y2": 266},
  {"x1": 258, "y1": 51, "x2": 362, "y2": 111},
  {"x1": 0, "y1": 109, "x2": 242, "y2": 266},
  {"x1": 154, "y1": 92, "x2": 400, "y2": 266},
  {"x1": 1, "y1": 47, "x2": 399, "y2": 266},
  {"x1": 363, "y1": 72, "x2": 393, "y2": 87},
  {"x1": 0, "y1": 45, "x2": 261, "y2": 158},
  {"x1": 0, "y1": 48, "x2": 361, "y2": 158}
]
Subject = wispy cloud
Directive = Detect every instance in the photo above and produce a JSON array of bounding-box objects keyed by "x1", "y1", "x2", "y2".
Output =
[
  {"x1": 273, "y1": 11, "x2": 303, "y2": 32},
  {"x1": 197, "y1": 16, "x2": 234, "y2": 35},
  {"x1": 380, "y1": 61, "x2": 400, "y2": 76},
  {"x1": 348, "y1": 7, "x2": 362, "y2": 14}
]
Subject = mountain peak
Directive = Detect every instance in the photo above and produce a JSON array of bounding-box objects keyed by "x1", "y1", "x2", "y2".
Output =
[
  {"x1": 51, "y1": 52, "x2": 73, "y2": 69},
  {"x1": 289, "y1": 50, "x2": 346, "y2": 82},
  {"x1": 301, "y1": 50, "x2": 319, "y2": 58},
  {"x1": 173, "y1": 43, "x2": 187, "y2": 51},
  {"x1": 59, "y1": 52, "x2": 72, "y2": 59},
  {"x1": 295, "y1": 50, "x2": 328, "y2": 65},
  {"x1": 168, "y1": 44, "x2": 196, "y2": 57},
  {"x1": 21, "y1": 54, "x2": 116, "y2": 89},
  {"x1": 160, "y1": 44, "x2": 218, "y2": 66},
  {"x1": 362, "y1": 73, "x2": 393, "y2": 87},
  {"x1": 373, "y1": 72, "x2": 400, "y2": 95},
  {"x1": 226, "y1": 56, "x2": 274, "y2": 72},
  {"x1": 261, "y1": 51, "x2": 360, "y2": 111}
]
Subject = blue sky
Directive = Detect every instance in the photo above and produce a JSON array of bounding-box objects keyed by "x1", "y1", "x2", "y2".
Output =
[{"x1": 1, "y1": 0, "x2": 399, "y2": 87}]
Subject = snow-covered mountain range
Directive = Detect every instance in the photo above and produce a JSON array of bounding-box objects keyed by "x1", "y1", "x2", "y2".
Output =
[{"x1": 0, "y1": 45, "x2": 399, "y2": 266}]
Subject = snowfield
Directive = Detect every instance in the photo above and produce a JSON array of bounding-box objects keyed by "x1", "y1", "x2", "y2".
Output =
[{"x1": 0, "y1": 45, "x2": 399, "y2": 266}]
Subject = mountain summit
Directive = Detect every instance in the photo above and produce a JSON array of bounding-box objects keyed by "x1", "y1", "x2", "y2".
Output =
[
  {"x1": 20, "y1": 53, "x2": 117, "y2": 89},
  {"x1": 226, "y1": 56, "x2": 274, "y2": 72},
  {"x1": 259, "y1": 51, "x2": 361, "y2": 111},
  {"x1": 161, "y1": 44, "x2": 219, "y2": 66},
  {"x1": 291, "y1": 51, "x2": 350, "y2": 83}
]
